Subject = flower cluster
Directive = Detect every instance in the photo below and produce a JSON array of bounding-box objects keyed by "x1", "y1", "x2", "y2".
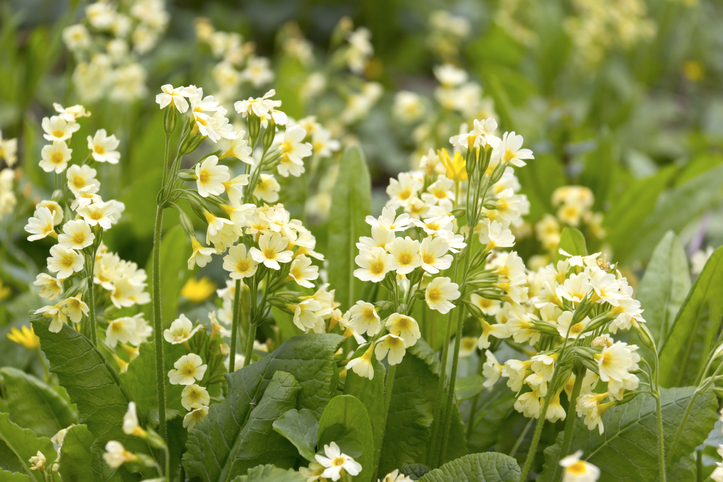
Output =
[
  {"x1": 0, "y1": 129, "x2": 18, "y2": 219},
  {"x1": 63, "y1": 0, "x2": 168, "y2": 103},
  {"x1": 427, "y1": 10, "x2": 471, "y2": 61},
  {"x1": 535, "y1": 186, "x2": 606, "y2": 253},
  {"x1": 483, "y1": 251, "x2": 646, "y2": 432}
]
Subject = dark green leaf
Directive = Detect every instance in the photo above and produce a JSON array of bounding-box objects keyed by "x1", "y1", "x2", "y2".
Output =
[
  {"x1": 0, "y1": 367, "x2": 77, "y2": 437},
  {"x1": 183, "y1": 333, "x2": 343, "y2": 482},
  {"x1": 272, "y1": 408, "x2": 319, "y2": 462},
  {"x1": 418, "y1": 452, "x2": 521, "y2": 482},
  {"x1": 466, "y1": 386, "x2": 516, "y2": 453},
  {"x1": 230, "y1": 464, "x2": 306, "y2": 482},
  {"x1": 327, "y1": 146, "x2": 372, "y2": 310},
  {"x1": 318, "y1": 395, "x2": 375, "y2": 482},
  {"x1": 631, "y1": 231, "x2": 690, "y2": 363},
  {"x1": 454, "y1": 376, "x2": 484, "y2": 401},
  {"x1": 399, "y1": 464, "x2": 431, "y2": 480},
  {"x1": 58, "y1": 425, "x2": 95, "y2": 482},
  {"x1": 539, "y1": 387, "x2": 718, "y2": 481},
  {"x1": 0, "y1": 412, "x2": 56, "y2": 482},
  {"x1": 554, "y1": 227, "x2": 587, "y2": 263},
  {"x1": 659, "y1": 247, "x2": 723, "y2": 387}
]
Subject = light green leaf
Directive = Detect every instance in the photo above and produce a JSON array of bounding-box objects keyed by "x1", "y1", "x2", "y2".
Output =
[
  {"x1": 515, "y1": 154, "x2": 565, "y2": 223},
  {"x1": 418, "y1": 452, "x2": 521, "y2": 482},
  {"x1": 58, "y1": 424, "x2": 95, "y2": 482},
  {"x1": 659, "y1": 246, "x2": 723, "y2": 387},
  {"x1": 0, "y1": 412, "x2": 56, "y2": 482},
  {"x1": 631, "y1": 231, "x2": 690, "y2": 363},
  {"x1": 454, "y1": 376, "x2": 484, "y2": 401},
  {"x1": 183, "y1": 333, "x2": 343, "y2": 482},
  {"x1": 231, "y1": 464, "x2": 306, "y2": 482},
  {"x1": 379, "y1": 340, "x2": 467, "y2": 475},
  {"x1": 272, "y1": 409, "x2": 319, "y2": 463},
  {"x1": 539, "y1": 387, "x2": 718, "y2": 481},
  {"x1": 327, "y1": 146, "x2": 372, "y2": 310},
  {"x1": 224, "y1": 371, "x2": 302, "y2": 478},
  {"x1": 554, "y1": 227, "x2": 587, "y2": 263},
  {"x1": 0, "y1": 367, "x2": 77, "y2": 437},
  {"x1": 143, "y1": 224, "x2": 190, "y2": 329},
  {"x1": 0, "y1": 469, "x2": 31, "y2": 482},
  {"x1": 317, "y1": 395, "x2": 375, "y2": 482}
]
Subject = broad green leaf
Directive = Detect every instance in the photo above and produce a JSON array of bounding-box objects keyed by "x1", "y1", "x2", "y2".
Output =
[
  {"x1": 466, "y1": 387, "x2": 516, "y2": 453},
  {"x1": 231, "y1": 464, "x2": 306, "y2": 482},
  {"x1": 0, "y1": 367, "x2": 77, "y2": 437},
  {"x1": 32, "y1": 318, "x2": 147, "y2": 456},
  {"x1": 272, "y1": 409, "x2": 319, "y2": 462},
  {"x1": 659, "y1": 247, "x2": 723, "y2": 387},
  {"x1": 418, "y1": 452, "x2": 521, "y2": 482},
  {"x1": 454, "y1": 376, "x2": 484, "y2": 401},
  {"x1": 183, "y1": 333, "x2": 343, "y2": 482},
  {"x1": 553, "y1": 227, "x2": 587, "y2": 263},
  {"x1": 620, "y1": 163, "x2": 723, "y2": 263},
  {"x1": 327, "y1": 146, "x2": 372, "y2": 310},
  {"x1": 0, "y1": 469, "x2": 31, "y2": 482},
  {"x1": 631, "y1": 231, "x2": 690, "y2": 363},
  {"x1": 317, "y1": 395, "x2": 375, "y2": 482},
  {"x1": 224, "y1": 371, "x2": 302, "y2": 478},
  {"x1": 379, "y1": 340, "x2": 467, "y2": 475},
  {"x1": 539, "y1": 387, "x2": 718, "y2": 481},
  {"x1": 0, "y1": 412, "x2": 56, "y2": 482},
  {"x1": 344, "y1": 356, "x2": 386, "y2": 477},
  {"x1": 271, "y1": 307, "x2": 303, "y2": 341},
  {"x1": 143, "y1": 224, "x2": 190, "y2": 329},
  {"x1": 58, "y1": 424, "x2": 95, "y2": 482}
]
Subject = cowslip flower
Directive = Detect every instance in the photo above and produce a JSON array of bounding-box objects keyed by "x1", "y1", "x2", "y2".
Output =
[
  {"x1": 478, "y1": 219, "x2": 515, "y2": 251},
  {"x1": 348, "y1": 301, "x2": 381, "y2": 336},
  {"x1": 103, "y1": 441, "x2": 136, "y2": 469},
  {"x1": 195, "y1": 155, "x2": 229, "y2": 197},
  {"x1": 315, "y1": 442, "x2": 362, "y2": 481},
  {"x1": 250, "y1": 233, "x2": 293, "y2": 270},
  {"x1": 58, "y1": 219, "x2": 95, "y2": 250},
  {"x1": 277, "y1": 125, "x2": 312, "y2": 178},
  {"x1": 58, "y1": 295, "x2": 89, "y2": 324},
  {"x1": 354, "y1": 247, "x2": 393, "y2": 282},
  {"x1": 188, "y1": 237, "x2": 215, "y2": 269},
  {"x1": 164, "y1": 314, "x2": 201, "y2": 344},
  {"x1": 122, "y1": 402, "x2": 146, "y2": 437},
  {"x1": 345, "y1": 344, "x2": 375, "y2": 380},
  {"x1": 42, "y1": 116, "x2": 80, "y2": 142},
  {"x1": 181, "y1": 384, "x2": 210, "y2": 410},
  {"x1": 156, "y1": 84, "x2": 189, "y2": 113},
  {"x1": 183, "y1": 406, "x2": 208, "y2": 430},
  {"x1": 39, "y1": 141, "x2": 72, "y2": 173},
  {"x1": 47, "y1": 245, "x2": 84, "y2": 279},
  {"x1": 87, "y1": 129, "x2": 120, "y2": 164},
  {"x1": 29, "y1": 451, "x2": 46, "y2": 471},
  {"x1": 496, "y1": 131, "x2": 534, "y2": 167},
  {"x1": 387, "y1": 237, "x2": 422, "y2": 275},
  {"x1": 35, "y1": 304, "x2": 66, "y2": 333},
  {"x1": 419, "y1": 236, "x2": 452, "y2": 274},
  {"x1": 375, "y1": 334, "x2": 406, "y2": 365},
  {"x1": 25, "y1": 207, "x2": 57, "y2": 241},
  {"x1": 168, "y1": 354, "x2": 207, "y2": 385},
  {"x1": 385, "y1": 313, "x2": 421, "y2": 347},
  {"x1": 106, "y1": 316, "x2": 138, "y2": 348},
  {"x1": 67, "y1": 164, "x2": 100, "y2": 197},
  {"x1": 289, "y1": 255, "x2": 319, "y2": 288},
  {"x1": 223, "y1": 244, "x2": 258, "y2": 279},
  {"x1": 559, "y1": 450, "x2": 600, "y2": 482},
  {"x1": 425, "y1": 277, "x2": 460, "y2": 314}
]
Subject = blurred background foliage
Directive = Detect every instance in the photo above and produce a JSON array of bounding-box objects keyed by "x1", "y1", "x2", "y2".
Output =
[{"x1": 1, "y1": 0, "x2": 723, "y2": 372}]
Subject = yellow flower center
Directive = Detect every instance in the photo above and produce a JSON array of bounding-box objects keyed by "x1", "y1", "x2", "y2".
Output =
[
  {"x1": 94, "y1": 144, "x2": 105, "y2": 155},
  {"x1": 73, "y1": 232, "x2": 86, "y2": 245},
  {"x1": 567, "y1": 461, "x2": 587, "y2": 474},
  {"x1": 51, "y1": 152, "x2": 65, "y2": 165},
  {"x1": 52, "y1": 129, "x2": 65, "y2": 138},
  {"x1": 427, "y1": 287, "x2": 441, "y2": 302},
  {"x1": 398, "y1": 253, "x2": 413, "y2": 265},
  {"x1": 332, "y1": 457, "x2": 346, "y2": 467},
  {"x1": 369, "y1": 260, "x2": 386, "y2": 276},
  {"x1": 72, "y1": 177, "x2": 86, "y2": 189},
  {"x1": 399, "y1": 189, "x2": 412, "y2": 201},
  {"x1": 198, "y1": 169, "x2": 210, "y2": 185},
  {"x1": 263, "y1": 248, "x2": 277, "y2": 260},
  {"x1": 61, "y1": 254, "x2": 75, "y2": 268}
]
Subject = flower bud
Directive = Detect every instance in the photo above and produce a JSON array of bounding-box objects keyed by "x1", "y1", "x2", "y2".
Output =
[
  {"x1": 164, "y1": 106, "x2": 177, "y2": 134},
  {"x1": 262, "y1": 124, "x2": 276, "y2": 152}
]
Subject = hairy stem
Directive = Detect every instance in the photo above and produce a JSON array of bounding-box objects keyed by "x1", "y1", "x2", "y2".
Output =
[
  {"x1": 151, "y1": 204, "x2": 168, "y2": 446},
  {"x1": 86, "y1": 258, "x2": 97, "y2": 346},
  {"x1": 229, "y1": 279, "x2": 242, "y2": 373},
  {"x1": 372, "y1": 364, "x2": 397, "y2": 482},
  {"x1": 438, "y1": 303, "x2": 467, "y2": 465},
  {"x1": 656, "y1": 394, "x2": 667, "y2": 482},
  {"x1": 465, "y1": 350, "x2": 487, "y2": 439},
  {"x1": 551, "y1": 368, "x2": 584, "y2": 482},
  {"x1": 243, "y1": 321, "x2": 257, "y2": 368},
  {"x1": 518, "y1": 393, "x2": 552, "y2": 482}
]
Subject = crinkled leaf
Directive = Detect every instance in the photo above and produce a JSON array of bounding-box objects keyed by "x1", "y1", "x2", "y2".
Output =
[
  {"x1": 183, "y1": 333, "x2": 343, "y2": 482},
  {"x1": 272, "y1": 408, "x2": 319, "y2": 462},
  {"x1": 659, "y1": 247, "x2": 723, "y2": 387},
  {"x1": 539, "y1": 387, "x2": 717, "y2": 481},
  {"x1": 230, "y1": 464, "x2": 306, "y2": 482},
  {"x1": 418, "y1": 452, "x2": 521, "y2": 482},
  {"x1": 327, "y1": 146, "x2": 372, "y2": 310},
  {"x1": 0, "y1": 412, "x2": 56, "y2": 482},
  {"x1": 379, "y1": 340, "x2": 467, "y2": 475},
  {"x1": 466, "y1": 385, "x2": 516, "y2": 453},
  {"x1": 0, "y1": 366, "x2": 77, "y2": 437},
  {"x1": 632, "y1": 231, "x2": 690, "y2": 363},
  {"x1": 399, "y1": 463, "x2": 431, "y2": 480},
  {"x1": 0, "y1": 469, "x2": 31, "y2": 482},
  {"x1": 554, "y1": 227, "x2": 587, "y2": 263},
  {"x1": 58, "y1": 424, "x2": 94, "y2": 482},
  {"x1": 454, "y1": 375, "x2": 484, "y2": 401},
  {"x1": 318, "y1": 394, "x2": 375, "y2": 482}
]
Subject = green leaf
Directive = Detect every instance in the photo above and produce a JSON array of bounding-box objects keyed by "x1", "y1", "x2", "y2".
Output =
[
  {"x1": 579, "y1": 131, "x2": 615, "y2": 212},
  {"x1": 183, "y1": 333, "x2": 343, "y2": 482},
  {"x1": 619, "y1": 163, "x2": 723, "y2": 263},
  {"x1": 231, "y1": 464, "x2": 306, "y2": 482},
  {"x1": 58, "y1": 425, "x2": 95, "y2": 482},
  {"x1": 418, "y1": 452, "x2": 521, "y2": 482},
  {"x1": 454, "y1": 376, "x2": 484, "y2": 401},
  {"x1": 143, "y1": 224, "x2": 190, "y2": 329},
  {"x1": 0, "y1": 469, "x2": 31, "y2": 482},
  {"x1": 272, "y1": 409, "x2": 319, "y2": 463},
  {"x1": 553, "y1": 227, "x2": 587, "y2": 263},
  {"x1": 327, "y1": 146, "x2": 372, "y2": 310},
  {"x1": 317, "y1": 395, "x2": 375, "y2": 482},
  {"x1": 631, "y1": 231, "x2": 690, "y2": 363},
  {"x1": 539, "y1": 387, "x2": 718, "y2": 481},
  {"x1": 0, "y1": 412, "x2": 56, "y2": 482},
  {"x1": 224, "y1": 371, "x2": 302, "y2": 477},
  {"x1": 32, "y1": 318, "x2": 147, "y2": 456},
  {"x1": 0, "y1": 367, "x2": 77, "y2": 437},
  {"x1": 515, "y1": 154, "x2": 566, "y2": 223},
  {"x1": 466, "y1": 388, "x2": 516, "y2": 453},
  {"x1": 659, "y1": 246, "x2": 723, "y2": 387},
  {"x1": 379, "y1": 340, "x2": 467, "y2": 475},
  {"x1": 344, "y1": 356, "x2": 386, "y2": 477}
]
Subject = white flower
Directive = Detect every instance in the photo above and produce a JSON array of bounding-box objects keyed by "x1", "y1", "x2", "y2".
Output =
[
  {"x1": 58, "y1": 219, "x2": 95, "y2": 250},
  {"x1": 67, "y1": 164, "x2": 100, "y2": 197},
  {"x1": 87, "y1": 129, "x2": 120, "y2": 164},
  {"x1": 58, "y1": 295, "x2": 89, "y2": 324},
  {"x1": 195, "y1": 155, "x2": 229, "y2": 197},
  {"x1": 293, "y1": 299, "x2": 324, "y2": 332},
  {"x1": 29, "y1": 450, "x2": 46, "y2": 471},
  {"x1": 385, "y1": 313, "x2": 421, "y2": 347},
  {"x1": 234, "y1": 89, "x2": 281, "y2": 118},
  {"x1": 354, "y1": 247, "x2": 393, "y2": 282},
  {"x1": 164, "y1": 314, "x2": 202, "y2": 344},
  {"x1": 348, "y1": 301, "x2": 381, "y2": 336},
  {"x1": 39, "y1": 141, "x2": 72, "y2": 173},
  {"x1": 494, "y1": 131, "x2": 534, "y2": 168},
  {"x1": 25, "y1": 207, "x2": 57, "y2": 241},
  {"x1": 47, "y1": 245, "x2": 84, "y2": 279},
  {"x1": 560, "y1": 450, "x2": 600, "y2": 482},
  {"x1": 77, "y1": 200, "x2": 125, "y2": 230},
  {"x1": 386, "y1": 173, "x2": 423, "y2": 209},
  {"x1": 277, "y1": 125, "x2": 312, "y2": 178},
  {"x1": 250, "y1": 233, "x2": 293, "y2": 270},
  {"x1": 482, "y1": 350, "x2": 503, "y2": 388},
  {"x1": 254, "y1": 174, "x2": 280, "y2": 203},
  {"x1": 597, "y1": 342, "x2": 640, "y2": 384},
  {"x1": 156, "y1": 84, "x2": 189, "y2": 113},
  {"x1": 375, "y1": 334, "x2": 406, "y2": 365},
  {"x1": 183, "y1": 406, "x2": 209, "y2": 430},
  {"x1": 315, "y1": 442, "x2": 362, "y2": 481},
  {"x1": 223, "y1": 244, "x2": 258, "y2": 279},
  {"x1": 181, "y1": 384, "x2": 210, "y2": 410},
  {"x1": 188, "y1": 238, "x2": 215, "y2": 270},
  {"x1": 168, "y1": 354, "x2": 207, "y2": 385},
  {"x1": 103, "y1": 441, "x2": 136, "y2": 469},
  {"x1": 419, "y1": 236, "x2": 453, "y2": 274},
  {"x1": 425, "y1": 277, "x2": 460, "y2": 314},
  {"x1": 106, "y1": 316, "x2": 138, "y2": 348},
  {"x1": 42, "y1": 116, "x2": 79, "y2": 142},
  {"x1": 122, "y1": 402, "x2": 145, "y2": 437},
  {"x1": 434, "y1": 63, "x2": 467, "y2": 87},
  {"x1": 478, "y1": 219, "x2": 515, "y2": 250},
  {"x1": 289, "y1": 255, "x2": 319, "y2": 288},
  {"x1": 387, "y1": 236, "x2": 422, "y2": 275},
  {"x1": 345, "y1": 345, "x2": 375, "y2": 380},
  {"x1": 34, "y1": 273, "x2": 63, "y2": 300}
]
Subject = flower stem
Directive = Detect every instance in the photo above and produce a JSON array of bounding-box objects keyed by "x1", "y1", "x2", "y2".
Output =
[
  {"x1": 465, "y1": 350, "x2": 487, "y2": 439},
  {"x1": 229, "y1": 279, "x2": 242, "y2": 373},
  {"x1": 151, "y1": 204, "x2": 168, "y2": 446},
  {"x1": 372, "y1": 364, "x2": 397, "y2": 482},
  {"x1": 518, "y1": 393, "x2": 552, "y2": 482},
  {"x1": 550, "y1": 368, "x2": 585, "y2": 482},
  {"x1": 243, "y1": 321, "x2": 256, "y2": 368},
  {"x1": 656, "y1": 394, "x2": 667, "y2": 482},
  {"x1": 438, "y1": 302, "x2": 467, "y2": 466},
  {"x1": 86, "y1": 260, "x2": 97, "y2": 346},
  {"x1": 428, "y1": 305, "x2": 453, "y2": 465}
]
